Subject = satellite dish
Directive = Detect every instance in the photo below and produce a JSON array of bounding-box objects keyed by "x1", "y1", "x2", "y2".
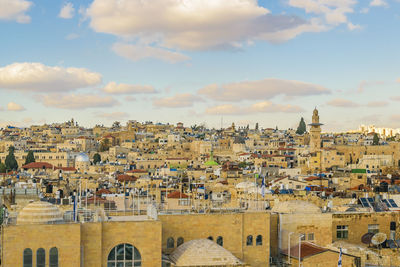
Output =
[
  {"x1": 371, "y1": 233, "x2": 387, "y2": 246},
  {"x1": 361, "y1": 232, "x2": 375, "y2": 245}
]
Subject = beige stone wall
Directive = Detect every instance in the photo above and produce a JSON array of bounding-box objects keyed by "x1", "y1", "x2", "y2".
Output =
[
  {"x1": 159, "y1": 212, "x2": 270, "y2": 267},
  {"x1": 280, "y1": 213, "x2": 333, "y2": 247},
  {"x1": 3, "y1": 224, "x2": 81, "y2": 267},
  {"x1": 3, "y1": 220, "x2": 162, "y2": 267},
  {"x1": 332, "y1": 212, "x2": 400, "y2": 244},
  {"x1": 101, "y1": 221, "x2": 162, "y2": 267}
]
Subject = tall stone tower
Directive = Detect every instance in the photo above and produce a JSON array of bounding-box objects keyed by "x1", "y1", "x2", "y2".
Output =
[{"x1": 309, "y1": 108, "x2": 323, "y2": 153}]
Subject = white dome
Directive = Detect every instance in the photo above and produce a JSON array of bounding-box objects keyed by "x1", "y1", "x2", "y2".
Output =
[
  {"x1": 271, "y1": 200, "x2": 321, "y2": 214},
  {"x1": 75, "y1": 152, "x2": 90, "y2": 162},
  {"x1": 17, "y1": 201, "x2": 64, "y2": 225},
  {"x1": 235, "y1": 181, "x2": 256, "y2": 189},
  {"x1": 170, "y1": 239, "x2": 243, "y2": 266}
]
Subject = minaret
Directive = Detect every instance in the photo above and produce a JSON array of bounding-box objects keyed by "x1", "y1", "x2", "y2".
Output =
[{"x1": 309, "y1": 108, "x2": 323, "y2": 153}]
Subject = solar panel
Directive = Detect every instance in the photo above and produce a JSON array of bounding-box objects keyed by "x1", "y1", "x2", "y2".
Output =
[
  {"x1": 389, "y1": 199, "x2": 398, "y2": 208},
  {"x1": 360, "y1": 198, "x2": 370, "y2": 208},
  {"x1": 387, "y1": 239, "x2": 398, "y2": 249},
  {"x1": 367, "y1": 198, "x2": 375, "y2": 204},
  {"x1": 383, "y1": 199, "x2": 391, "y2": 207}
]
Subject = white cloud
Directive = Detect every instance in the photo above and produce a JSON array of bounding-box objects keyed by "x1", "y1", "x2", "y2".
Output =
[
  {"x1": 360, "y1": 7, "x2": 369, "y2": 13},
  {"x1": 288, "y1": 0, "x2": 357, "y2": 26},
  {"x1": 103, "y1": 81, "x2": 156, "y2": 95},
  {"x1": 347, "y1": 22, "x2": 361, "y2": 31},
  {"x1": 0, "y1": 62, "x2": 102, "y2": 92},
  {"x1": 97, "y1": 111, "x2": 129, "y2": 120},
  {"x1": 0, "y1": 0, "x2": 32, "y2": 23},
  {"x1": 366, "y1": 101, "x2": 388, "y2": 107},
  {"x1": 124, "y1": 96, "x2": 136, "y2": 102},
  {"x1": 87, "y1": 0, "x2": 324, "y2": 53},
  {"x1": 7, "y1": 102, "x2": 25, "y2": 111},
  {"x1": 358, "y1": 80, "x2": 385, "y2": 93},
  {"x1": 205, "y1": 101, "x2": 304, "y2": 115},
  {"x1": 39, "y1": 94, "x2": 117, "y2": 109},
  {"x1": 327, "y1": 98, "x2": 359, "y2": 107},
  {"x1": 65, "y1": 33, "x2": 79, "y2": 40},
  {"x1": 59, "y1": 2, "x2": 75, "y2": 19},
  {"x1": 198, "y1": 78, "x2": 330, "y2": 102},
  {"x1": 112, "y1": 43, "x2": 190, "y2": 63},
  {"x1": 153, "y1": 93, "x2": 201, "y2": 108},
  {"x1": 370, "y1": 0, "x2": 388, "y2": 7}
]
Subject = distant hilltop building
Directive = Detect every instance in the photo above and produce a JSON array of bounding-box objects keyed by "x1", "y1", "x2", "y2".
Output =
[{"x1": 358, "y1": 125, "x2": 400, "y2": 137}]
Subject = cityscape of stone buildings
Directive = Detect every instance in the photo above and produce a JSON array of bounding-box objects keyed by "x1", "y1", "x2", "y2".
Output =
[{"x1": 1, "y1": 109, "x2": 400, "y2": 266}]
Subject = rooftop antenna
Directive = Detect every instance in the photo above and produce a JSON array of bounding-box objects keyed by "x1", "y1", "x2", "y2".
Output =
[{"x1": 221, "y1": 116, "x2": 223, "y2": 130}]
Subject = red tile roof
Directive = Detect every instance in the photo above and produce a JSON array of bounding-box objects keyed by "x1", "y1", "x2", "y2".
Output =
[
  {"x1": 167, "y1": 191, "x2": 189, "y2": 199},
  {"x1": 96, "y1": 188, "x2": 112, "y2": 195},
  {"x1": 281, "y1": 242, "x2": 328, "y2": 260},
  {"x1": 22, "y1": 162, "x2": 53, "y2": 169},
  {"x1": 55, "y1": 167, "x2": 76, "y2": 172},
  {"x1": 117, "y1": 174, "x2": 137, "y2": 182},
  {"x1": 127, "y1": 169, "x2": 148, "y2": 173}
]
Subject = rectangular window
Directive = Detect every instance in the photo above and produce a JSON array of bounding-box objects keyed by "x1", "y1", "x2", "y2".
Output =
[
  {"x1": 368, "y1": 224, "x2": 379, "y2": 234},
  {"x1": 308, "y1": 233, "x2": 314, "y2": 240},
  {"x1": 178, "y1": 199, "x2": 190, "y2": 206},
  {"x1": 336, "y1": 225, "x2": 348, "y2": 239},
  {"x1": 301, "y1": 234, "x2": 306, "y2": 241}
]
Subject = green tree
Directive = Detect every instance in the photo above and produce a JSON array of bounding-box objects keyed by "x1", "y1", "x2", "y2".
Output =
[
  {"x1": 0, "y1": 161, "x2": 6, "y2": 173},
  {"x1": 5, "y1": 146, "x2": 18, "y2": 171},
  {"x1": 296, "y1": 117, "x2": 307, "y2": 135},
  {"x1": 99, "y1": 138, "x2": 110, "y2": 152},
  {"x1": 93, "y1": 153, "x2": 101, "y2": 164},
  {"x1": 24, "y1": 150, "x2": 35, "y2": 165},
  {"x1": 373, "y1": 133, "x2": 380, "y2": 145}
]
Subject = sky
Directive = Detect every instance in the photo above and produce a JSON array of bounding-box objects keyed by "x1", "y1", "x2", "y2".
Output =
[{"x1": 0, "y1": 0, "x2": 399, "y2": 132}]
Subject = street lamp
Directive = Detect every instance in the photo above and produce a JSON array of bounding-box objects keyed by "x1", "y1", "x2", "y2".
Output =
[
  {"x1": 288, "y1": 232, "x2": 295, "y2": 264},
  {"x1": 299, "y1": 234, "x2": 304, "y2": 267}
]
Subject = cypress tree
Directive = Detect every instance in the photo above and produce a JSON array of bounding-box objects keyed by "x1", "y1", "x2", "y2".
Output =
[
  {"x1": 25, "y1": 150, "x2": 35, "y2": 165},
  {"x1": 93, "y1": 153, "x2": 101, "y2": 164},
  {"x1": 296, "y1": 117, "x2": 307, "y2": 135},
  {"x1": 373, "y1": 133, "x2": 380, "y2": 145},
  {"x1": 5, "y1": 146, "x2": 18, "y2": 171}
]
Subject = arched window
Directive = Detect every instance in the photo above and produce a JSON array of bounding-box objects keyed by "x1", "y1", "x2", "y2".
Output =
[
  {"x1": 216, "y1": 236, "x2": 223, "y2": 247},
  {"x1": 49, "y1": 247, "x2": 58, "y2": 267},
  {"x1": 167, "y1": 237, "x2": 174, "y2": 249},
  {"x1": 177, "y1": 237, "x2": 184, "y2": 247},
  {"x1": 256, "y1": 235, "x2": 263, "y2": 246},
  {"x1": 36, "y1": 248, "x2": 45, "y2": 267},
  {"x1": 207, "y1": 236, "x2": 213, "y2": 241},
  {"x1": 246, "y1": 235, "x2": 253, "y2": 246},
  {"x1": 107, "y1": 243, "x2": 141, "y2": 267},
  {"x1": 23, "y1": 248, "x2": 32, "y2": 267}
]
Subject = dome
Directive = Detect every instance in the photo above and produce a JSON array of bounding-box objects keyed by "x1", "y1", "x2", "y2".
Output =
[
  {"x1": 271, "y1": 200, "x2": 321, "y2": 214},
  {"x1": 235, "y1": 181, "x2": 256, "y2": 189},
  {"x1": 17, "y1": 201, "x2": 64, "y2": 225},
  {"x1": 75, "y1": 152, "x2": 90, "y2": 162},
  {"x1": 170, "y1": 239, "x2": 243, "y2": 266}
]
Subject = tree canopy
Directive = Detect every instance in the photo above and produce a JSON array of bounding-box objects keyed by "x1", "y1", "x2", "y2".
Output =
[
  {"x1": 373, "y1": 133, "x2": 380, "y2": 145},
  {"x1": 99, "y1": 139, "x2": 110, "y2": 152},
  {"x1": 0, "y1": 161, "x2": 6, "y2": 173},
  {"x1": 296, "y1": 117, "x2": 307, "y2": 135},
  {"x1": 5, "y1": 146, "x2": 18, "y2": 171},
  {"x1": 25, "y1": 150, "x2": 35, "y2": 165},
  {"x1": 93, "y1": 153, "x2": 101, "y2": 164}
]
